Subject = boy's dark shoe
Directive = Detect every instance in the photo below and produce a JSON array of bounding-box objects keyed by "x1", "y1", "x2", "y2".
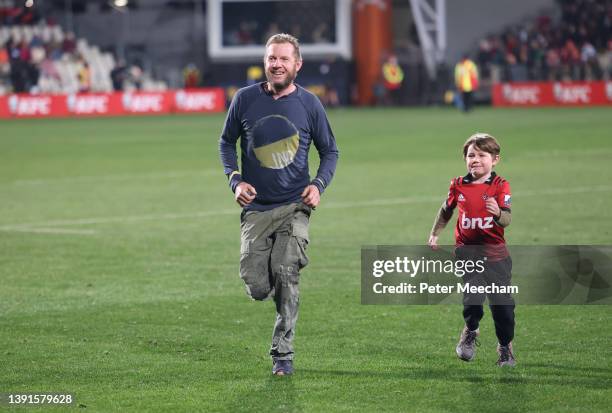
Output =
[
  {"x1": 496, "y1": 343, "x2": 516, "y2": 367},
  {"x1": 272, "y1": 359, "x2": 294, "y2": 376},
  {"x1": 456, "y1": 326, "x2": 480, "y2": 361}
]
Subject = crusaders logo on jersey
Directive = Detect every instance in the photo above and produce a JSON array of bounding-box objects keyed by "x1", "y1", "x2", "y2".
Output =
[{"x1": 482, "y1": 194, "x2": 489, "y2": 200}]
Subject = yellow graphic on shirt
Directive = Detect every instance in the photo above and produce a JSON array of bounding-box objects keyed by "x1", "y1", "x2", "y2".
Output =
[{"x1": 253, "y1": 133, "x2": 300, "y2": 169}]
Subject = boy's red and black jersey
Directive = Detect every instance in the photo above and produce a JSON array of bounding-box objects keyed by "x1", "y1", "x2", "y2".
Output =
[{"x1": 445, "y1": 172, "x2": 512, "y2": 260}]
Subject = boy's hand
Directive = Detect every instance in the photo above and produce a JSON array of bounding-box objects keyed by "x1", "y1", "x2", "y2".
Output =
[
  {"x1": 485, "y1": 198, "x2": 501, "y2": 218},
  {"x1": 301, "y1": 185, "x2": 320, "y2": 208},
  {"x1": 235, "y1": 182, "x2": 257, "y2": 207},
  {"x1": 428, "y1": 234, "x2": 439, "y2": 250}
]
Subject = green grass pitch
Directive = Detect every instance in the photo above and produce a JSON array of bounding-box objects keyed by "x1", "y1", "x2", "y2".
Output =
[{"x1": 1, "y1": 107, "x2": 611, "y2": 412}]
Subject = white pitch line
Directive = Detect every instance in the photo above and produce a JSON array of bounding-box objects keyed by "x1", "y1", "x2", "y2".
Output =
[
  {"x1": 327, "y1": 185, "x2": 612, "y2": 209},
  {"x1": 521, "y1": 148, "x2": 612, "y2": 159},
  {"x1": 517, "y1": 185, "x2": 612, "y2": 196},
  {"x1": 325, "y1": 195, "x2": 441, "y2": 209},
  {"x1": 9, "y1": 169, "x2": 220, "y2": 187},
  {"x1": 0, "y1": 226, "x2": 97, "y2": 235},
  {"x1": 0, "y1": 209, "x2": 237, "y2": 230},
  {"x1": 1, "y1": 185, "x2": 611, "y2": 234}
]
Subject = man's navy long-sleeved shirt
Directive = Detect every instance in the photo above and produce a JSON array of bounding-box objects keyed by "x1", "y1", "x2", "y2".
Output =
[{"x1": 219, "y1": 82, "x2": 339, "y2": 211}]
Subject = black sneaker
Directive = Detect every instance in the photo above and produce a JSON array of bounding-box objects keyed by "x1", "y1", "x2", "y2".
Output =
[
  {"x1": 456, "y1": 326, "x2": 480, "y2": 361},
  {"x1": 496, "y1": 343, "x2": 516, "y2": 367},
  {"x1": 272, "y1": 359, "x2": 294, "y2": 376}
]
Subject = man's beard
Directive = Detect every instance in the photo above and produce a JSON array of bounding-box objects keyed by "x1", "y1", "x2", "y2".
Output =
[{"x1": 266, "y1": 69, "x2": 296, "y2": 92}]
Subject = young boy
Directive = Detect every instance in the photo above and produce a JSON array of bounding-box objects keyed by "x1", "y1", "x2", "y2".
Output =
[{"x1": 427, "y1": 133, "x2": 516, "y2": 367}]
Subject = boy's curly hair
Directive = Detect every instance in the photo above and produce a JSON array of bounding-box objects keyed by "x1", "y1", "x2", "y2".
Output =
[{"x1": 463, "y1": 133, "x2": 500, "y2": 158}]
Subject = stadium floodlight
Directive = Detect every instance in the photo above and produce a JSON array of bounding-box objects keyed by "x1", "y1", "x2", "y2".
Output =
[{"x1": 114, "y1": 0, "x2": 128, "y2": 7}]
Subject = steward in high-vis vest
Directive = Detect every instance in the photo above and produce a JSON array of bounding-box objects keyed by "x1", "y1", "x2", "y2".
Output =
[
  {"x1": 454, "y1": 55, "x2": 479, "y2": 112},
  {"x1": 382, "y1": 56, "x2": 404, "y2": 91},
  {"x1": 381, "y1": 55, "x2": 404, "y2": 105}
]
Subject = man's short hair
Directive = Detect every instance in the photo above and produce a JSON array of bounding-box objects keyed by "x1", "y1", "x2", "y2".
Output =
[
  {"x1": 265, "y1": 33, "x2": 302, "y2": 61},
  {"x1": 463, "y1": 133, "x2": 501, "y2": 158}
]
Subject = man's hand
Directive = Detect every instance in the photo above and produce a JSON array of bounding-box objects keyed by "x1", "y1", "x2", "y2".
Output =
[
  {"x1": 427, "y1": 234, "x2": 439, "y2": 250},
  {"x1": 301, "y1": 185, "x2": 320, "y2": 208},
  {"x1": 485, "y1": 198, "x2": 501, "y2": 218},
  {"x1": 235, "y1": 182, "x2": 257, "y2": 207}
]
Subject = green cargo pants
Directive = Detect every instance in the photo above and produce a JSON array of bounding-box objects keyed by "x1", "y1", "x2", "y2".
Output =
[{"x1": 239, "y1": 202, "x2": 310, "y2": 361}]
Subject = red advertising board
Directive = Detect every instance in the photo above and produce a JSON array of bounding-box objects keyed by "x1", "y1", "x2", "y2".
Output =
[
  {"x1": 0, "y1": 88, "x2": 226, "y2": 118},
  {"x1": 492, "y1": 81, "x2": 612, "y2": 107}
]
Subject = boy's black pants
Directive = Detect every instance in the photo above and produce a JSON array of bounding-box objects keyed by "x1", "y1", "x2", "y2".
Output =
[{"x1": 460, "y1": 255, "x2": 515, "y2": 346}]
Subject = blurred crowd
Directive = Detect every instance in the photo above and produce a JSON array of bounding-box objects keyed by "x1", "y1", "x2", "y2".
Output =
[
  {"x1": 0, "y1": 24, "x2": 76, "y2": 93},
  {"x1": 0, "y1": 1, "x2": 39, "y2": 26},
  {"x1": 0, "y1": 3, "x2": 159, "y2": 95},
  {"x1": 0, "y1": 27, "x2": 151, "y2": 95},
  {"x1": 222, "y1": 0, "x2": 334, "y2": 46},
  {"x1": 225, "y1": 20, "x2": 332, "y2": 46},
  {"x1": 476, "y1": 0, "x2": 612, "y2": 82}
]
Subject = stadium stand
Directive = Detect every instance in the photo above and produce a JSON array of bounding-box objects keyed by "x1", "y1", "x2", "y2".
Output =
[
  {"x1": 221, "y1": 1, "x2": 336, "y2": 46},
  {"x1": 474, "y1": 0, "x2": 611, "y2": 83},
  {"x1": 0, "y1": 2, "x2": 166, "y2": 95},
  {"x1": 0, "y1": 0, "x2": 608, "y2": 104}
]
